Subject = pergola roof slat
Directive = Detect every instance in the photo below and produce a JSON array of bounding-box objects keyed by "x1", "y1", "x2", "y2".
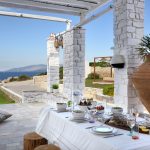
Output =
[
  {"x1": 0, "y1": 0, "x2": 84, "y2": 16},
  {"x1": 0, "y1": 0, "x2": 111, "y2": 16}
]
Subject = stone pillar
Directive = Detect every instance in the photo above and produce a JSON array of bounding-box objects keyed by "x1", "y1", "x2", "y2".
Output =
[
  {"x1": 47, "y1": 34, "x2": 59, "y2": 92},
  {"x1": 113, "y1": 0, "x2": 144, "y2": 112},
  {"x1": 63, "y1": 28, "x2": 85, "y2": 100}
]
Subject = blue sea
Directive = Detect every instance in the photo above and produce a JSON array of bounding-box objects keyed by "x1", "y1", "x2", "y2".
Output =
[{"x1": 0, "y1": 71, "x2": 43, "y2": 81}]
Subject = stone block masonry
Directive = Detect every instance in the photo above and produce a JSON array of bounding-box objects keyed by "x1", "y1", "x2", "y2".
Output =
[
  {"x1": 47, "y1": 34, "x2": 59, "y2": 92},
  {"x1": 63, "y1": 28, "x2": 85, "y2": 100},
  {"x1": 113, "y1": 0, "x2": 144, "y2": 112}
]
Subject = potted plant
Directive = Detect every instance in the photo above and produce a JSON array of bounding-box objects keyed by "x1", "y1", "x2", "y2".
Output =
[
  {"x1": 132, "y1": 34, "x2": 150, "y2": 113},
  {"x1": 52, "y1": 84, "x2": 59, "y2": 93}
]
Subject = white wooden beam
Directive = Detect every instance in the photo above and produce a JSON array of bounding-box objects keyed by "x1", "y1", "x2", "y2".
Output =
[
  {"x1": 85, "y1": 0, "x2": 112, "y2": 15},
  {"x1": 0, "y1": 10, "x2": 72, "y2": 23},
  {"x1": 66, "y1": 20, "x2": 72, "y2": 30},
  {"x1": 80, "y1": 13, "x2": 86, "y2": 22},
  {"x1": 75, "y1": 5, "x2": 113, "y2": 28},
  {"x1": 58, "y1": 5, "x2": 113, "y2": 36}
]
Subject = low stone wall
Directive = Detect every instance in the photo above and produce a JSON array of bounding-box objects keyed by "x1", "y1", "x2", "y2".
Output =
[
  {"x1": 32, "y1": 76, "x2": 113, "y2": 103},
  {"x1": 90, "y1": 67, "x2": 114, "y2": 78},
  {"x1": 95, "y1": 93, "x2": 114, "y2": 103},
  {"x1": 0, "y1": 86, "x2": 22, "y2": 103},
  {"x1": 22, "y1": 91, "x2": 67, "y2": 107},
  {"x1": 84, "y1": 87, "x2": 103, "y2": 99},
  {"x1": 33, "y1": 75, "x2": 47, "y2": 90},
  {"x1": 32, "y1": 79, "x2": 105, "y2": 101}
]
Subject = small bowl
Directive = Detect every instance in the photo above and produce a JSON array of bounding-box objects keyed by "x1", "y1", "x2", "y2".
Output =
[
  {"x1": 78, "y1": 105, "x2": 88, "y2": 112},
  {"x1": 111, "y1": 107, "x2": 123, "y2": 114},
  {"x1": 56, "y1": 103, "x2": 67, "y2": 112},
  {"x1": 72, "y1": 110, "x2": 85, "y2": 119},
  {"x1": 96, "y1": 109, "x2": 104, "y2": 114}
]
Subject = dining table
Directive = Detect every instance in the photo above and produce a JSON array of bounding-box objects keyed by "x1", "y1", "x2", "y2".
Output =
[{"x1": 36, "y1": 106, "x2": 150, "y2": 150}]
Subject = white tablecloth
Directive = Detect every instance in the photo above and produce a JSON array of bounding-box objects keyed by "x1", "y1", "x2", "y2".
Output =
[{"x1": 36, "y1": 106, "x2": 150, "y2": 150}]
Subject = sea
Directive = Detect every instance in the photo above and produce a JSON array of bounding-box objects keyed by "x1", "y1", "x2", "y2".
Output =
[{"x1": 0, "y1": 71, "x2": 44, "y2": 81}]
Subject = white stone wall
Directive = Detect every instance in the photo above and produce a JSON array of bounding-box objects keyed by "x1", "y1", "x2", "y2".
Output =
[
  {"x1": 85, "y1": 61, "x2": 91, "y2": 78},
  {"x1": 90, "y1": 67, "x2": 114, "y2": 78},
  {"x1": 84, "y1": 87, "x2": 103, "y2": 99},
  {"x1": 33, "y1": 75, "x2": 47, "y2": 90},
  {"x1": 113, "y1": 0, "x2": 144, "y2": 112},
  {"x1": 47, "y1": 34, "x2": 59, "y2": 92},
  {"x1": 63, "y1": 28, "x2": 85, "y2": 100}
]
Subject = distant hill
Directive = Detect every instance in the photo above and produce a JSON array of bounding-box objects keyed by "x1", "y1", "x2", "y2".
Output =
[{"x1": 6, "y1": 64, "x2": 47, "y2": 72}]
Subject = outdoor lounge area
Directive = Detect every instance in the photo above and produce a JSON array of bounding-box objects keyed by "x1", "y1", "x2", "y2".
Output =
[{"x1": 0, "y1": 0, "x2": 150, "y2": 150}]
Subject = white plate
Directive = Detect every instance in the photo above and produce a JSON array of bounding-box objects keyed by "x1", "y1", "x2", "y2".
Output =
[
  {"x1": 69, "y1": 117, "x2": 88, "y2": 123},
  {"x1": 91, "y1": 126, "x2": 117, "y2": 135}
]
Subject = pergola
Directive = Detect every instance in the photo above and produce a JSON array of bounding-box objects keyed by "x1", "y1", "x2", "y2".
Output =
[{"x1": 0, "y1": 0, "x2": 145, "y2": 112}]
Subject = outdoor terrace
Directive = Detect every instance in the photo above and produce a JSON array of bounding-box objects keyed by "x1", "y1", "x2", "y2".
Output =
[{"x1": 0, "y1": 103, "x2": 46, "y2": 150}]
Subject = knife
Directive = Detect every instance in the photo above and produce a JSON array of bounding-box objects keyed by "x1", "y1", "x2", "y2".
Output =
[
  {"x1": 103, "y1": 133, "x2": 123, "y2": 138},
  {"x1": 85, "y1": 126, "x2": 96, "y2": 129}
]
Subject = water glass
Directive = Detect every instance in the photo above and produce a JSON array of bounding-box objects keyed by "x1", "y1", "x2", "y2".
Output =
[
  {"x1": 132, "y1": 124, "x2": 140, "y2": 140},
  {"x1": 127, "y1": 116, "x2": 135, "y2": 136}
]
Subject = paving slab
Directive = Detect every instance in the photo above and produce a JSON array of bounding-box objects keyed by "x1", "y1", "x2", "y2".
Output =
[
  {"x1": 3, "y1": 80, "x2": 45, "y2": 96},
  {"x1": 0, "y1": 103, "x2": 46, "y2": 150}
]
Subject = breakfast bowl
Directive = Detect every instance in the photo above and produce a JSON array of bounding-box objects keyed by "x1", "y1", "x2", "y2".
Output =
[
  {"x1": 56, "y1": 103, "x2": 67, "y2": 112},
  {"x1": 111, "y1": 107, "x2": 123, "y2": 114},
  {"x1": 78, "y1": 105, "x2": 88, "y2": 112},
  {"x1": 72, "y1": 110, "x2": 85, "y2": 119}
]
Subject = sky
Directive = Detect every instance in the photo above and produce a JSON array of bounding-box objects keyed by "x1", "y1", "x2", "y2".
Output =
[{"x1": 0, "y1": 0, "x2": 150, "y2": 71}]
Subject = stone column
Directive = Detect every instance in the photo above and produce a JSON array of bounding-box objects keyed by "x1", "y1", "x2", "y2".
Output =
[
  {"x1": 113, "y1": 0, "x2": 144, "y2": 112},
  {"x1": 47, "y1": 33, "x2": 59, "y2": 92},
  {"x1": 63, "y1": 28, "x2": 85, "y2": 100}
]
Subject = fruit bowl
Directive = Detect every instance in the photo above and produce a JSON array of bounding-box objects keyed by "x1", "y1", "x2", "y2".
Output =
[
  {"x1": 96, "y1": 105, "x2": 105, "y2": 113},
  {"x1": 78, "y1": 99, "x2": 92, "y2": 111}
]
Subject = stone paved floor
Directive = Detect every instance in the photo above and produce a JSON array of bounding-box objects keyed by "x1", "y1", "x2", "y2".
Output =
[
  {"x1": 0, "y1": 103, "x2": 46, "y2": 150},
  {"x1": 3, "y1": 80, "x2": 45, "y2": 96}
]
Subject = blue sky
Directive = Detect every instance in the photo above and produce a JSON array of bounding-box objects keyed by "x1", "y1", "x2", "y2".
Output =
[{"x1": 0, "y1": 0, "x2": 150, "y2": 71}]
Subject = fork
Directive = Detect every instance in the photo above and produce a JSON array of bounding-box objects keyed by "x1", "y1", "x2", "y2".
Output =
[{"x1": 103, "y1": 133, "x2": 123, "y2": 138}]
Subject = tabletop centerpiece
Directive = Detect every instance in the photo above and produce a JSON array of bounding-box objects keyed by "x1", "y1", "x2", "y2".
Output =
[{"x1": 78, "y1": 99, "x2": 92, "y2": 112}]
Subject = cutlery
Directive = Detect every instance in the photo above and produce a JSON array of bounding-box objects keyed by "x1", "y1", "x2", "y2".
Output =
[
  {"x1": 65, "y1": 116, "x2": 69, "y2": 118},
  {"x1": 85, "y1": 126, "x2": 96, "y2": 129},
  {"x1": 103, "y1": 133, "x2": 123, "y2": 138}
]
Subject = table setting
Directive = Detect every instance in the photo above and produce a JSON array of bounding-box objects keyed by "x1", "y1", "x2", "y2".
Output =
[{"x1": 36, "y1": 92, "x2": 150, "y2": 150}]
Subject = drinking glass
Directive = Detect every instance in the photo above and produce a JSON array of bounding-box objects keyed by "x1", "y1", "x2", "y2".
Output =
[
  {"x1": 127, "y1": 116, "x2": 136, "y2": 136},
  {"x1": 130, "y1": 107, "x2": 139, "y2": 122},
  {"x1": 132, "y1": 123, "x2": 140, "y2": 140},
  {"x1": 98, "y1": 114, "x2": 108, "y2": 126},
  {"x1": 88, "y1": 110, "x2": 96, "y2": 123}
]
